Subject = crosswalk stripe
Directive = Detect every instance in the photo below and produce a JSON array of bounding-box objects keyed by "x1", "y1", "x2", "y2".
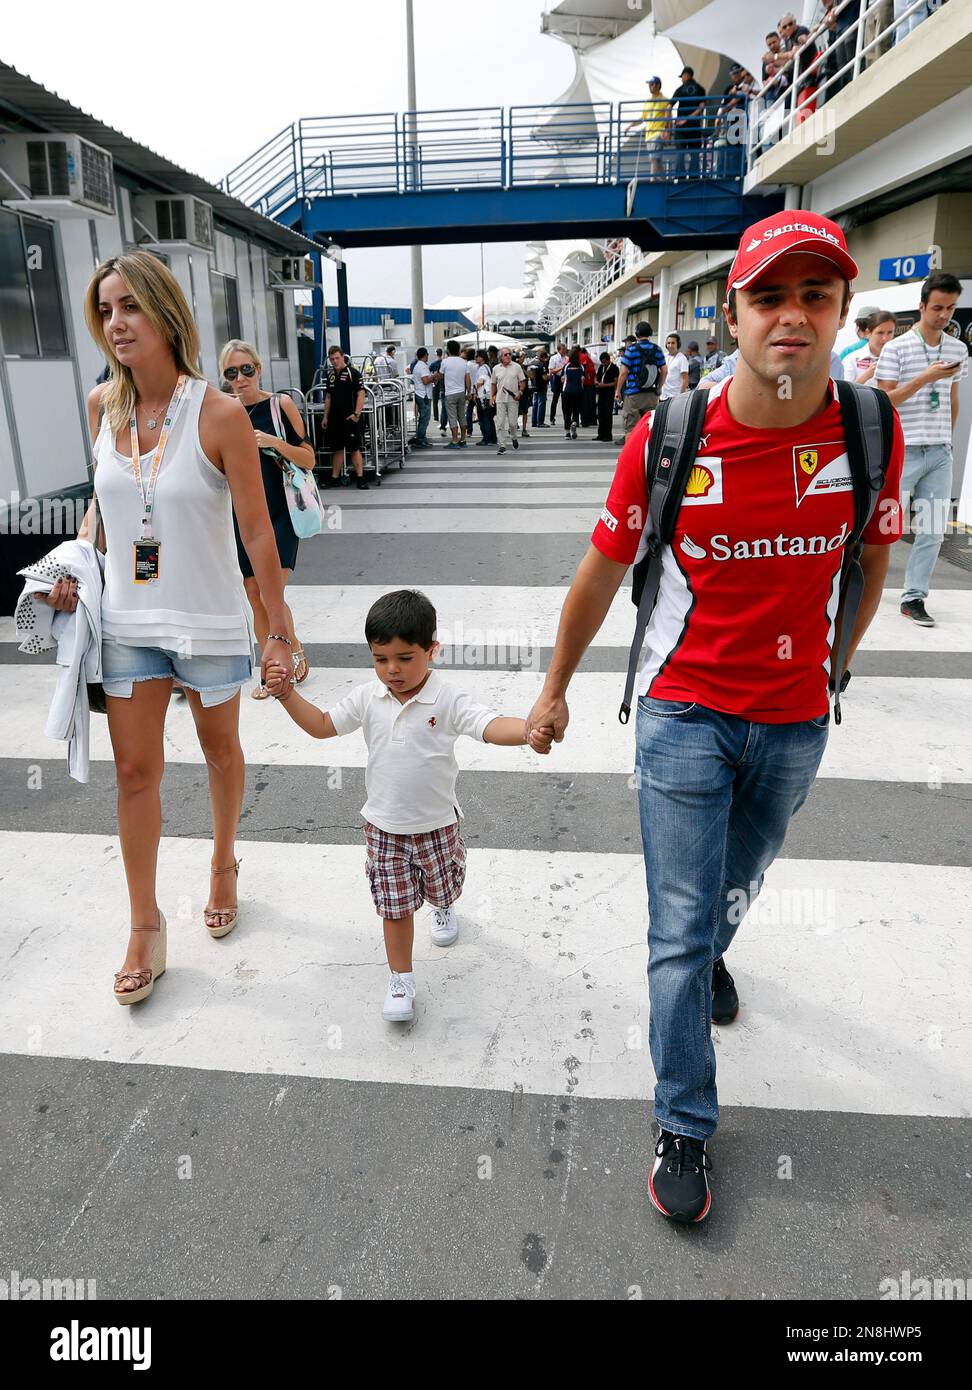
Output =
[
  {"x1": 2, "y1": 665, "x2": 969, "y2": 781},
  {"x1": 1, "y1": 830, "x2": 967, "y2": 1115},
  {"x1": 6, "y1": 589, "x2": 968, "y2": 652}
]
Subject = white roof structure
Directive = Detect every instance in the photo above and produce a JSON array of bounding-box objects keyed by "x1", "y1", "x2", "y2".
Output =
[
  {"x1": 431, "y1": 286, "x2": 541, "y2": 325},
  {"x1": 529, "y1": 2, "x2": 749, "y2": 322},
  {"x1": 525, "y1": 239, "x2": 609, "y2": 324},
  {"x1": 660, "y1": 0, "x2": 799, "y2": 85}
]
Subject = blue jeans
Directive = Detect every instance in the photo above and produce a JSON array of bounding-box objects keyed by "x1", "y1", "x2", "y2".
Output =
[
  {"x1": 414, "y1": 395, "x2": 431, "y2": 444},
  {"x1": 532, "y1": 391, "x2": 547, "y2": 427},
  {"x1": 635, "y1": 695, "x2": 829, "y2": 1139},
  {"x1": 901, "y1": 443, "x2": 952, "y2": 602}
]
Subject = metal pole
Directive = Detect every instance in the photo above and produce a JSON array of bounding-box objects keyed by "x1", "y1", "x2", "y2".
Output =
[
  {"x1": 479, "y1": 241, "x2": 485, "y2": 351},
  {"x1": 310, "y1": 247, "x2": 326, "y2": 369},
  {"x1": 406, "y1": 0, "x2": 426, "y2": 354},
  {"x1": 336, "y1": 257, "x2": 351, "y2": 356}
]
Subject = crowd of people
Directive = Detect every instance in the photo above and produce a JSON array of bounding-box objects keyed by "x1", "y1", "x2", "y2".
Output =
[
  {"x1": 404, "y1": 332, "x2": 733, "y2": 454},
  {"x1": 627, "y1": 2, "x2": 948, "y2": 166}
]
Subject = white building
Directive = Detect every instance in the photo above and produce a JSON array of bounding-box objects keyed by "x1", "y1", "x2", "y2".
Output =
[{"x1": 0, "y1": 59, "x2": 315, "y2": 562}]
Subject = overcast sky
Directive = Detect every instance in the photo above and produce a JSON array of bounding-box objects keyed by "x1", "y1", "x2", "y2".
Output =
[{"x1": 3, "y1": 0, "x2": 576, "y2": 308}]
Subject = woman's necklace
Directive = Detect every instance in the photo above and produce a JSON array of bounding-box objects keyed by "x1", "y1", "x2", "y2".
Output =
[{"x1": 139, "y1": 396, "x2": 170, "y2": 431}]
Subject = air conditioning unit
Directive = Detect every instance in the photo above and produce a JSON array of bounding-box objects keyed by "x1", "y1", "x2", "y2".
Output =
[
  {"x1": 267, "y1": 255, "x2": 317, "y2": 290},
  {"x1": 0, "y1": 132, "x2": 115, "y2": 217},
  {"x1": 133, "y1": 194, "x2": 214, "y2": 251}
]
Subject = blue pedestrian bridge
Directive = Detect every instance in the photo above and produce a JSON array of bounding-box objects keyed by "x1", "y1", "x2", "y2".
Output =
[{"x1": 222, "y1": 101, "x2": 780, "y2": 252}]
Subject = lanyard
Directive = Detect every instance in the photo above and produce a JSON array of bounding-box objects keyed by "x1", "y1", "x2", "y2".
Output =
[
  {"x1": 912, "y1": 326, "x2": 943, "y2": 365},
  {"x1": 913, "y1": 328, "x2": 945, "y2": 409},
  {"x1": 129, "y1": 374, "x2": 189, "y2": 539}
]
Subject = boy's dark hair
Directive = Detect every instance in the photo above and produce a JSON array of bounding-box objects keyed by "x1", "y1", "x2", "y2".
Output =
[
  {"x1": 921, "y1": 272, "x2": 962, "y2": 304},
  {"x1": 600, "y1": 351, "x2": 611, "y2": 362},
  {"x1": 416, "y1": 346, "x2": 429, "y2": 360},
  {"x1": 365, "y1": 589, "x2": 437, "y2": 649},
  {"x1": 635, "y1": 321, "x2": 653, "y2": 337},
  {"x1": 667, "y1": 331, "x2": 682, "y2": 348},
  {"x1": 327, "y1": 345, "x2": 344, "y2": 358},
  {"x1": 446, "y1": 339, "x2": 460, "y2": 356}
]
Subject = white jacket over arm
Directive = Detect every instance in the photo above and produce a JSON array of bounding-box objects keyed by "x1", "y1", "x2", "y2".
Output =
[{"x1": 14, "y1": 539, "x2": 104, "y2": 784}]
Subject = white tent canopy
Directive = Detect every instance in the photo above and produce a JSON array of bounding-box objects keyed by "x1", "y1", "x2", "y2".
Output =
[
  {"x1": 659, "y1": 0, "x2": 791, "y2": 85},
  {"x1": 451, "y1": 330, "x2": 539, "y2": 349}
]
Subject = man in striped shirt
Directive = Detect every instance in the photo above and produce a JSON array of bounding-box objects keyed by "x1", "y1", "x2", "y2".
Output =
[{"x1": 876, "y1": 272, "x2": 968, "y2": 626}]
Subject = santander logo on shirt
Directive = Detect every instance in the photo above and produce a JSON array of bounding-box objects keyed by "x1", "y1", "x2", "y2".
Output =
[{"x1": 679, "y1": 520, "x2": 850, "y2": 562}]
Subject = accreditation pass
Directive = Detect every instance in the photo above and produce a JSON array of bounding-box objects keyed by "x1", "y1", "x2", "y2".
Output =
[{"x1": 133, "y1": 538, "x2": 161, "y2": 584}]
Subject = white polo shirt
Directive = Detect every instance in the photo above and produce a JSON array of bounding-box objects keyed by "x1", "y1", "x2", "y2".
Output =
[{"x1": 329, "y1": 671, "x2": 498, "y2": 834}]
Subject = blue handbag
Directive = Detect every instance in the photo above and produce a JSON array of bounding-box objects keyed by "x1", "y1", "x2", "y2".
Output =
[{"x1": 268, "y1": 394, "x2": 325, "y2": 539}]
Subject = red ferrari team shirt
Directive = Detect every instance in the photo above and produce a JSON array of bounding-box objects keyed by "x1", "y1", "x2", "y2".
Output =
[{"x1": 591, "y1": 378, "x2": 904, "y2": 723}]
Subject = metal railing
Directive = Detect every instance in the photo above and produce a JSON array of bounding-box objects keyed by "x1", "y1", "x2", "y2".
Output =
[
  {"x1": 749, "y1": 0, "x2": 940, "y2": 159},
  {"x1": 223, "y1": 98, "x2": 747, "y2": 219}
]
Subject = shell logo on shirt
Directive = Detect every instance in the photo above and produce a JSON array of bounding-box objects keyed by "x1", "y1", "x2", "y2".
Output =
[
  {"x1": 686, "y1": 464, "x2": 715, "y2": 496},
  {"x1": 681, "y1": 456, "x2": 723, "y2": 506}
]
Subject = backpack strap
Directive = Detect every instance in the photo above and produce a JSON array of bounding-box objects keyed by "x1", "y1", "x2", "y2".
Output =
[
  {"x1": 619, "y1": 389, "x2": 709, "y2": 723},
  {"x1": 830, "y1": 380, "x2": 894, "y2": 724}
]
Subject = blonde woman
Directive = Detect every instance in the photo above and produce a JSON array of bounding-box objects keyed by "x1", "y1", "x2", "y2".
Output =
[
  {"x1": 41, "y1": 251, "x2": 293, "y2": 1003},
  {"x1": 220, "y1": 340, "x2": 314, "y2": 693}
]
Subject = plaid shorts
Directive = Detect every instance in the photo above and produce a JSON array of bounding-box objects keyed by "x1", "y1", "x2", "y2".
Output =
[{"x1": 364, "y1": 821, "x2": 466, "y2": 919}]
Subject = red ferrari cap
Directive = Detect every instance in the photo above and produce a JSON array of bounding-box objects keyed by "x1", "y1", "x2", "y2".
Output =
[{"x1": 727, "y1": 210, "x2": 859, "y2": 291}]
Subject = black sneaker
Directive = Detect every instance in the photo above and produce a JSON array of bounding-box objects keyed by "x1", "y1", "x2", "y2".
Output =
[
  {"x1": 497, "y1": 446, "x2": 506, "y2": 455},
  {"x1": 356, "y1": 478, "x2": 369, "y2": 490},
  {"x1": 712, "y1": 956, "x2": 739, "y2": 1024},
  {"x1": 511, "y1": 437, "x2": 519, "y2": 450},
  {"x1": 649, "y1": 1131, "x2": 712, "y2": 1223},
  {"x1": 900, "y1": 598, "x2": 934, "y2": 627}
]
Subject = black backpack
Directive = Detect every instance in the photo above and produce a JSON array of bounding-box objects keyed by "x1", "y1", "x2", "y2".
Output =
[
  {"x1": 633, "y1": 341, "x2": 661, "y2": 392},
  {"x1": 619, "y1": 379, "x2": 895, "y2": 728}
]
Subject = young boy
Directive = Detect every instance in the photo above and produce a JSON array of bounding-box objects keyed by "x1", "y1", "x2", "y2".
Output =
[{"x1": 265, "y1": 589, "x2": 539, "y2": 1023}]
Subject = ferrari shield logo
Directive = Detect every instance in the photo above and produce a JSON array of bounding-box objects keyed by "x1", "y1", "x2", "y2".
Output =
[{"x1": 798, "y1": 449, "x2": 819, "y2": 476}]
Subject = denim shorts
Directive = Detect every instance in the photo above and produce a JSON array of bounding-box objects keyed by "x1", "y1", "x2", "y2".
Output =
[{"x1": 101, "y1": 636, "x2": 253, "y2": 707}]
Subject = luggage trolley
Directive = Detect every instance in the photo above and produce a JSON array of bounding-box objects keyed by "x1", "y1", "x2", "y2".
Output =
[
  {"x1": 377, "y1": 376, "x2": 409, "y2": 470},
  {"x1": 305, "y1": 367, "x2": 330, "y2": 478}
]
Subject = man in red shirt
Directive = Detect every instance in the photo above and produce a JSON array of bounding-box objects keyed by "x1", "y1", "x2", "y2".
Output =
[
  {"x1": 525, "y1": 211, "x2": 903, "y2": 1225},
  {"x1": 579, "y1": 346, "x2": 598, "y2": 428}
]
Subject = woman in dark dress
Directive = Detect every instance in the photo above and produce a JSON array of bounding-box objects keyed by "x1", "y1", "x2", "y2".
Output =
[
  {"x1": 595, "y1": 351, "x2": 620, "y2": 442},
  {"x1": 220, "y1": 340, "x2": 315, "y2": 698}
]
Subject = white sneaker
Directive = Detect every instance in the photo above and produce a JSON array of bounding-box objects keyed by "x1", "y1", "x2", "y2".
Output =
[
  {"x1": 382, "y1": 971, "x2": 415, "y2": 1021},
  {"x1": 430, "y1": 905, "x2": 459, "y2": 946}
]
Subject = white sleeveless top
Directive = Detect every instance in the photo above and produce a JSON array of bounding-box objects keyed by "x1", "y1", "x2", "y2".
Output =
[{"x1": 94, "y1": 377, "x2": 255, "y2": 660}]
